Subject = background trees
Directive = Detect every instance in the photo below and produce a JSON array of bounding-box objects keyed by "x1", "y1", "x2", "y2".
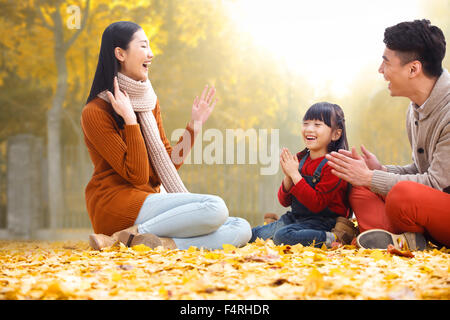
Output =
[{"x1": 0, "y1": 0, "x2": 448, "y2": 232}]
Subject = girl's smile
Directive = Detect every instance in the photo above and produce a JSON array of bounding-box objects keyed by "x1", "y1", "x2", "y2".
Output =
[
  {"x1": 302, "y1": 120, "x2": 332, "y2": 156},
  {"x1": 302, "y1": 119, "x2": 342, "y2": 159}
]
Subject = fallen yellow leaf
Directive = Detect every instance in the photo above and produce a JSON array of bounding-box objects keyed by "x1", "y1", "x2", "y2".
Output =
[
  {"x1": 222, "y1": 244, "x2": 237, "y2": 253},
  {"x1": 131, "y1": 244, "x2": 151, "y2": 253}
]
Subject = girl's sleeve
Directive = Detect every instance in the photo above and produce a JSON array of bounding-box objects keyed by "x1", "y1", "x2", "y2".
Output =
[
  {"x1": 278, "y1": 183, "x2": 292, "y2": 207},
  {"x1": 289, "y1": 163, "x2": 345, "y2": 213},
  {"x1": 153, "y1": 100, "x2": 196, "y2": 169},
  {"x1": 81, "y1": 106, "x2": 150, "y2": 186}
]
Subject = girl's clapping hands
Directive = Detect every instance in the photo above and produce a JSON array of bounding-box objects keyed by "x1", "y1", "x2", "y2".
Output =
[{"x1": 280, "y1": 148, "x2": 300, "y2": 180}]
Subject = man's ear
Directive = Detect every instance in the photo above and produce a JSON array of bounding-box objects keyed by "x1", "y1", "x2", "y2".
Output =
[
  {"x1": 332, "y1": 128, "x2": 342, "y2": 141},
  {"x1": 114, "y1": 47, "x2": 126, "y2": 62},
  {"x1": 409, "y1": 60, "x2": 422, "y2": 78}
]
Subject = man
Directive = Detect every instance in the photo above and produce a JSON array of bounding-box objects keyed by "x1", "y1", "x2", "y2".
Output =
[{"x1": 326, "y1": 19, "x2": 450, "y2": 250}]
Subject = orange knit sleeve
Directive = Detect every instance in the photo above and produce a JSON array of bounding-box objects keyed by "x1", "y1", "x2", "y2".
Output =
[
  {"x1": 81, "y1": 106, "x2": 150, "y2": 185},
  {"x1": 154, "y1": 100, "x2": 195, "y2": 169}
]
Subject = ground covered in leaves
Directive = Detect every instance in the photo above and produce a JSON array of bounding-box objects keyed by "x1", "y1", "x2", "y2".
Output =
[{"x1": 0, "y1": 239, "x2": 449, "y2": 300}]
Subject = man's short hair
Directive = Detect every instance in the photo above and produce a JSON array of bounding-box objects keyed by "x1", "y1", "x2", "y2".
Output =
[{"x1": 384, "y1": 19, "x2": 446, "y2": 78}]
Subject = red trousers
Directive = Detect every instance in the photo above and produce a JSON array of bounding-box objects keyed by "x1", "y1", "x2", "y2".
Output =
[{"x1": 350, "y1": 181, "x2": 450, "y2": 247}]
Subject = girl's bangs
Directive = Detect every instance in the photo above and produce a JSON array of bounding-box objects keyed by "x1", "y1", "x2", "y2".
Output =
[{"x1": 302, "y1": 103, "x2": 333, "y2": 127}]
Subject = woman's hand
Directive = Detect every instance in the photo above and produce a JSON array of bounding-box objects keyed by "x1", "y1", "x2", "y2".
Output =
[
  {"x1": 189, "y1": 85, "x2": 218, "y2": 129},
  {"x1": 107, "y1": 77, "x2": 137, "y2": 125}
]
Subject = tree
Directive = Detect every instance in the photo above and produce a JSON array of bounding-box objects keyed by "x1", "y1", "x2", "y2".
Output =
[{"x1": 0, "y1": 0, "x2": 164, "y2": 227}]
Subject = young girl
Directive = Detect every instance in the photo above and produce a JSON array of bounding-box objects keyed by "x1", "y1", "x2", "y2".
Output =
[{"x1": 251, "y1": 102, "x2": 353, "y2": 247}]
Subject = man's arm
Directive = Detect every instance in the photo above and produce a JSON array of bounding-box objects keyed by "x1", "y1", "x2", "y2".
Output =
[
  {"x1": 327, "y1": 127, "x2": 450, "y2": 196},
  {"x1": 384, "y1": 162, "x2": 419, "y2": 175},
  {"x1": 371, "y1": 127, "x2": 450, "y2": 195}
]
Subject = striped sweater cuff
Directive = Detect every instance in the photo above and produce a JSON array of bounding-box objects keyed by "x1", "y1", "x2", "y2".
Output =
[{"x1": 370, "y1": 170, "x2": 393, "y2": 196}]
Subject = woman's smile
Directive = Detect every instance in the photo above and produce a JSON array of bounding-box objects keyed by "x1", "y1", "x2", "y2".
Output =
[{"x1": 142, "y1": 60, "x2": 152, "y2": 72}]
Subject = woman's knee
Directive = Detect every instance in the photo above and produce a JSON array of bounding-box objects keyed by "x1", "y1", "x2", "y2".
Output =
[
  {"x1": 201, "y1": 195, "x2": 229, "y2": 229},
  {"x1": 229, "y1": 217, "x2": 252, "y2": 247}
]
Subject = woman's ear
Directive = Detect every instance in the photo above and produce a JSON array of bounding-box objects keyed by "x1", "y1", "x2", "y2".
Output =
[
  {"x1": 114, "y1": 47, "x2": 126, "y2": 62},
  {"x1": 332, "y1": 128, "x2": 342, "y2": 141}
]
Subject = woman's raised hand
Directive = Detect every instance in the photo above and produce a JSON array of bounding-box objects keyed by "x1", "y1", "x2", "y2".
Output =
[
  {"x1": 107, "y1": 77, "x2": 137, "y2": 125},
  {"x1": 190, "y1": 85, "x2": 218, "y2": 127}
]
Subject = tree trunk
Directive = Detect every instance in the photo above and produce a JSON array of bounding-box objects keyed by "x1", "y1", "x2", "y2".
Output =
[{"x1": 47, "y1": 9, "x2": 67, "y2": 228}]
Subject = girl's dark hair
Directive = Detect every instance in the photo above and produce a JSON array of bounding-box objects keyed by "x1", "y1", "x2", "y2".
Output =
[
  {"x1": 302, "y1": 102, "x2": 348, "y2": 153},
  {"x1": 86, "y1": 21, "x2": 142, "y2": 129},
  {"x1": 383, "y1": 19, "x2": 446, "y2": 78}
]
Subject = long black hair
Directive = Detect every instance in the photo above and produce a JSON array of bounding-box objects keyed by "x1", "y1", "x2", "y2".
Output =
[
  {"x1": 86, "y1": 21, "x2": 142, "y2": 129},
  {"x1": 301, "y1": 102, "x2": 349, "y2": 155}
]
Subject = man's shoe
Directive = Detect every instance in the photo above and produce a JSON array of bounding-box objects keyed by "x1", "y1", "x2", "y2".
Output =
[{"x1": 356, "y1": 229, "x2": 426, "y2": 251}]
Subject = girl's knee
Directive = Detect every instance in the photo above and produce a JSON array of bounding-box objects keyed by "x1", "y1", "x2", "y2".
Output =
[{"x1": 273, "y1": 227, "x2": 290, "y2": 246}]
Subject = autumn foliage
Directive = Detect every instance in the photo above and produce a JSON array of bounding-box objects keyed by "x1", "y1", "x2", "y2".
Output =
[{"x1": 0, "y1": 239, "x2": 449, "y2": 300}]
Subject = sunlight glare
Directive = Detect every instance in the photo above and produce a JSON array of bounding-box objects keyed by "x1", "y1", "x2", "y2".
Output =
[{"x1": 225, "y1": 0, "x2": 421, "y2": 97}]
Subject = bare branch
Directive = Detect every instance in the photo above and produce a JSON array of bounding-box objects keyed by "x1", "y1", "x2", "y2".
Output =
[{"x1": 37, "y1": 6, "x2": 54, "y2": 31}]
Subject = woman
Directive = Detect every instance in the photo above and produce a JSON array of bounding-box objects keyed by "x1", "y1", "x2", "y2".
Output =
[{"x1": 81, "y1": 21, "x2": 252, "y2": 250}]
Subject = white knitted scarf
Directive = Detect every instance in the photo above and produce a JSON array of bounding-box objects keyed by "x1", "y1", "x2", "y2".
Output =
[{"x1": 98, "y1": 72, "x2": 188, "y2": 193}]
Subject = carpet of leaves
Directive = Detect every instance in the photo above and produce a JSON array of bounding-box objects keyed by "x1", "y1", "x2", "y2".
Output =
[{"x1": 0, "y1": 238, "x2": 449, "y2": 300}]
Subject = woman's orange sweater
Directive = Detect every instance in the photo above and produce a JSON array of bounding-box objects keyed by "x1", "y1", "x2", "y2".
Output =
[{"x1": 81, "y1": 97, "x2": 194, "y2": 235}]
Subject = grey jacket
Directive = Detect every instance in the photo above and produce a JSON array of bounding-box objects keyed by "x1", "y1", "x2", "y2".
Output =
[{"x1": 371, "y1": 69, "x2": 450, "y2": 196}]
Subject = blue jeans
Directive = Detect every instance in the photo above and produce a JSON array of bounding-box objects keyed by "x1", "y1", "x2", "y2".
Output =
[
  {"x1": 250, "y1": 211, "x2": 337, "y2": 247},
  {"x1": 135, "y1": 192, "x2": 252, "y2": 250}
]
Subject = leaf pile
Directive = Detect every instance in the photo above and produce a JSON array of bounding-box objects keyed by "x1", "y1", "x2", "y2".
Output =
[{"x1": 0, "y1": 239, "x2": 449, "y2": 300}]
